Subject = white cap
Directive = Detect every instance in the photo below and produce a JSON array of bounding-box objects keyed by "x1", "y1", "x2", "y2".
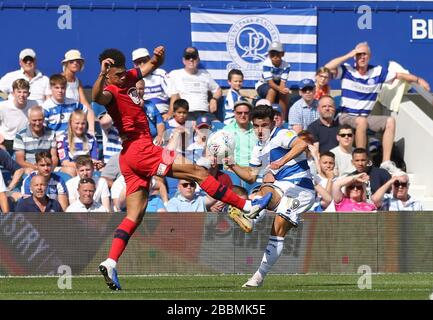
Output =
[
  {"x1": 132, "y1": 48, "x2": 149, "y2": 61},
  {"x1": 268, "y1": 41, "x2": 284, "y2": 53},
  {"x1": 19, "y1": 48, "x2": 36, "y2": 60}
]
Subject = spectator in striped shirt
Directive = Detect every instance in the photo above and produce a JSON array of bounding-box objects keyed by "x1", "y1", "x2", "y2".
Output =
[
  {"x1": 325, "y1": 42, "x2": 430, "y2": 175},
  {"x1": 255, "y1": 41, "x2": 291, "y2": 121},
  {"x1": 43, "y1": 74, "x2": 87, "y2": 138},
  {"x1": 21, "y1": 151, "x2": 69, "y2": 210},
  {"x1": 223, "y1": 69, "x2": 248, "y2": 125},
  {"x1": 14, "y1": 105, "x2": 58, "y2": 174},
  {"x1": 56, "y1": 109, "x2": 102, "y2": 176}
]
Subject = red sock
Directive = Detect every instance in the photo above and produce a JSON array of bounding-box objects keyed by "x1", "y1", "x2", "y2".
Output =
[
  {"x1": 199, "y1": 175, "x2": 246, "y2": 209},
  {"x1": 108, "y1": 218, "x2": 138, "y2": 262}
]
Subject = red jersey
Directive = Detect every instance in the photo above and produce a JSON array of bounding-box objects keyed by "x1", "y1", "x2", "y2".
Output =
[{"x1": 104, "y1": 68, "x2": 152, "y2": 142}]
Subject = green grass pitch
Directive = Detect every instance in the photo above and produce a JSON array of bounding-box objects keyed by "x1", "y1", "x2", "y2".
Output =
[{"x1": 0, "y1": 273, "x2": 432, "y2": 300}]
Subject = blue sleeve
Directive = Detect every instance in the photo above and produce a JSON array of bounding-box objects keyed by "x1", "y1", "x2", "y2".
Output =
[
  {"x1": 22, "y1": 176, "x2": 31, "y2": 195},
  {"x1": 0, "y1": 149, "x2": 20, "y2": 173},
  {"x1": 90, "y1": 136, "x2": 99, "y2": 160},
  {"x1": 154, "y1": 108, "x2": 163, "y2": 125}
]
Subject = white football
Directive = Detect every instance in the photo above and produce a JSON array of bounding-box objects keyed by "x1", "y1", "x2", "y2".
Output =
[{"x1": 206, "y1": 130, "x2": 236, "y2": 158}]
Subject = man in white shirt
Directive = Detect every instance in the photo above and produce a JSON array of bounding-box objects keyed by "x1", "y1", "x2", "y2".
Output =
[
  {"x1": 0, "y1": 79, "x2": 38, "y2": 153},
  {"x1": 66, "y1": 155, "x2": 111, "y2": 211},
  {"x1": 330, "y1": 125, "x2": 356, "y2": 177},
  {"x1": 0, "y1": 48, "x2": 50, "y2": 104},
  {"x1": 66, "y1": 177, "x2": 108, "y2": 212},
  {"x1": 166, "y1": 47, "x2": 221, "y2": 121}
]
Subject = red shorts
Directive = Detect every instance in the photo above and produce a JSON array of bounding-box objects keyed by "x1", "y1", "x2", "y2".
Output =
[{"x1": 119, "y1": 137, "x2": 176, "y2": 196}]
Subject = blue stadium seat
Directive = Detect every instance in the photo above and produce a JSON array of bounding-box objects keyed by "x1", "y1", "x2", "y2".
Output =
[
  {"x1": 165, "y1": 176, "x2": 179, "y2": 198},
  {"x1": 211, "y1": 121, "x2": 225, "y2": 131}
]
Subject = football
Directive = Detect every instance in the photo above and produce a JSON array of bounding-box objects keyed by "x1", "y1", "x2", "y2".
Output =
[{"x1": 206, "y1": 130, "x2": 236, "y2": 158}]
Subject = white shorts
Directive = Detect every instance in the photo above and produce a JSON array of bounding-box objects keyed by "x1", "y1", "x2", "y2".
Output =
[{"x1": 271, "y1": 180, "x2": 315, "y2": 227}]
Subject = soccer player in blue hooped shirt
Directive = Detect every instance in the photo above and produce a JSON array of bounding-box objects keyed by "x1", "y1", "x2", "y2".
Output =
[
  {"x1": 42, "y1": 74, "x2": 87, "y2": 138},
  {"x1": 225, "y1": 104, "x2": 315, "y2": 288}
]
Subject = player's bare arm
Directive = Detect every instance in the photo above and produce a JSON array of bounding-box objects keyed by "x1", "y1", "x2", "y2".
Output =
[
  {"x1": 139, "y1": 46, "x2": 165, "y2": 77},
  {"x1": 226, "y1": 161, "x2": 260, "y2": 184},
  {"x1": 92, "y1": 58, "x2": 114, "y2": 106},
  {"x1": 269, "y1": 137, "x2": 308, "y2": 170}
]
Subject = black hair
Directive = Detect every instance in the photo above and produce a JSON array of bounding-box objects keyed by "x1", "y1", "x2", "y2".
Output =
[
  {"x1": 320, "y1": 151, "x2": 336, "y2": 159},
  {"x1": 338, "y1": 124, "x2": 354, "y2": 133},
  {"x1": 249, "y1": 104, "x2": 275, "y2": 122},
  {"x1": 352, "y1": 147, "x2": 368, "y2": 156},
  {"x1": 98, "y1": 48, "x2": 126, "y2": 68},
  {"x1": 173, "y1": 98, "x2": 189, "y2": 112},
  {"x1": 228, "y1": 69, "x2": 244, "y2": 81}
]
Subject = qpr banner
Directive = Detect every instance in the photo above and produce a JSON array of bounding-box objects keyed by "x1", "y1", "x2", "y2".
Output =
[{"x1": 190, "y1": 7, "x2": 317, "y2": 88}]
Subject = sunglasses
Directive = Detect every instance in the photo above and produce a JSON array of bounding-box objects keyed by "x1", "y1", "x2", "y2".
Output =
[
  {"x1": 301, "y1": 87, "x2": 314, "y2": 92},
  {"x1": 184, "y1": 54, "x2": 198, "y2": 60},
  {"x1": 339, "y1": 133, "x2": 353, "y2": 138},
  {"x1": 348, "y1": 184, "x2": 363, "y2": 191},
  {"x1": 393, "y1": 181, "x2": 408, "y2": 188},
  {"x1": 22, "y1": 57, "x2": 35, "y2": 63},
  {"x1": 181, "y1": 182, "x2": 196, "y2": 188}
]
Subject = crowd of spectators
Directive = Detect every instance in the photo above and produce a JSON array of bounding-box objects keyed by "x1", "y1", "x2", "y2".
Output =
[{"x1": 0, "y1": 40, "x2": 427, "y2": 213}]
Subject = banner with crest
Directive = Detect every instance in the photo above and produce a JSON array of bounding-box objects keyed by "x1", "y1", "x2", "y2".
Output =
[{"x1": 190, "y1": 7, "x2": 317, "y2": 88}]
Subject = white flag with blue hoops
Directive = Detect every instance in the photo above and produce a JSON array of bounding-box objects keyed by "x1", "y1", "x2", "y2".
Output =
[{"x1": 190, "y1": 7, "x2": 317, "y2": 88}]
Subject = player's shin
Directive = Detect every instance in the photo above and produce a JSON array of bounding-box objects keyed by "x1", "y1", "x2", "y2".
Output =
[{"x1": 108, "y1": 217, "x2": 139, "y2": 262}]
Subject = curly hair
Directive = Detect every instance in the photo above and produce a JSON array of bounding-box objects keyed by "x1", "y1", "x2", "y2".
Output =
[{"x1": 98, "y1": 48, "x2": 125, "y2": 68}]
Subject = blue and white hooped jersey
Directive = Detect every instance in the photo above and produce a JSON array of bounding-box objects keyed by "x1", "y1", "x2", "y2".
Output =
[
  {"x1": 43, "y1": 97, "x2": 87, "y2": 136},
  {"x1": 337, "y1": 63, "x2": 396, "y2": 116},
  {"x1": 223, "y1": 89, "x2": 247, "y2": 125},
  {"x1": 255, "y1": 58, "x2": 291, "y2": 90},
  {"x1": 143, "y1": 69, "x2": 170, "y2": 114},
  {"x1": 249, "y1": 127, "x2": 313, "y2": 190}
]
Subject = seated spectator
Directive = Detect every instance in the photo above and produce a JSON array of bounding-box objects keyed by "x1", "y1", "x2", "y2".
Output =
[
  {"x1": 0, "y1": 148, "x2": 25, "y2": 193},
  {"x1": 166, "y1": 47, "x2": 222, "y2": 121},
  {"x1": 255, "y1": 41, "x2": 291, "y2": 120},
  {"x1": 14, "y1": 105, "x2": 58, "y2": 174},
  {"x1": 165, "y1": 99, "x2": 194, "y2": 158},
  {"x1": 311, "y1": 152, "x2": 335, "y2": 212},
  {"x1": 330, "y1": 125, "x2": 356, "y2": 177},
  {"x1": 185, "y1": 115, "x2": 214, "y2": 163},
  {"x1": 371, "y1": 173, "x2": 423, "y2": 211},
  {"x1": 0, "y1": 79, "x2": 38, "y2": 153},
  {"x1": 43, "y1": 74, "x2": 87, "y2": 138},
  {"x1": 288, "y1": 79, "x2": 319, "y2": 133},
  {"x1": 314, "y1": 67, "x2": 332, "y2": 100},
  {"x1": 21, "y1": 151, "x2": 69, "y2": 210},
  {"x1": 66, "y1": 155, "x2": 111, "y2": 211},
  {"x1": 224, "y1": 101, "x2": 257, "y2": 167},
  {"x1": 66, "y1": 177, "x2": 108, "y2": 212},
  {"x1": 223, "y1": 69, "x2": 249, "y2": 125},
  {"x1": 15, "y1": 174, "x2": 62, "y2": 213},
  {"x1": 61, "y1": 49, "x2": 95, "y2": 135},
  {"x1": 350, "y1": 147, "x2": 390, "y2": 196},
  {"x1": 0, "y1": 170, "x2": 10, "y2": 213},
  {"x1": 166, "y1": 179, "x2": 207, "y2": 212},
  {"x1": 131, "y1": 47, "x2": 170, "y2": 116},
  {"x1": 332, "y1": 172, "x2": 377, "y2": 212},
  {"x1": 136, "y1": 79, "x2": 165, "y2": 145},
  {"x1": 57, "y1": 109, "x2": 102, "y2": 176},
  {"x1": 0, "y1": 48, "x2": 50, "y2": 105},
  {"x1": 307, "y1": 95, "x2": 339, "y2": 154}
]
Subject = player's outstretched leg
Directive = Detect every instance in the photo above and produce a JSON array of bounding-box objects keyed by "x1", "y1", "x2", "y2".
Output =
[{"x1": 99, "y1": 189, "x2": 148, "y2": 290}]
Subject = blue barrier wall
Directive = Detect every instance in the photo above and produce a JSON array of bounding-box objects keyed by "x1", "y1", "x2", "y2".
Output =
[{"x1": 1, "y1": 1, "x2": 433, "y2": 88}]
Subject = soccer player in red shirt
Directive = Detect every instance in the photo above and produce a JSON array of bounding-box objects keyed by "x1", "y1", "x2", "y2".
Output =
[{"x1": 92, "y1": 47, "x2": 272, "y2": 290}]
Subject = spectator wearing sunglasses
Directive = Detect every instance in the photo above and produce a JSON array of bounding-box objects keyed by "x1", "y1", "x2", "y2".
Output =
[
  {"x1": 166, "y1": 179, "x2": 207, "y2": 212},
  {"x1": 288, "y1": 79, "x2": 319, "y2": 133},
  {"x1": 371, "y1": 173, "x2": 423, "y2": 211},
  {"x1": 307, "y1": 95, "x2": 339, "y2": 154},
  {"x1": 166, "y1": 47, "x2": 222, "y2": 122},
  {"x1": 330, "y1": 125, "x2": 356, "y2": 177},
  {"x1": 332, "y1": 172, "x2": 377, "y2": 212}
]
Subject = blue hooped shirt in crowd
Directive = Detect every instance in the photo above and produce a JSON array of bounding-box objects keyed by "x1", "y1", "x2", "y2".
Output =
[
  {"x1": 144, "y1": 100, "x2": 163, "y2": 138},
  {"x1": 43, "y1": 97, "x2": 87, "y2": 136}
]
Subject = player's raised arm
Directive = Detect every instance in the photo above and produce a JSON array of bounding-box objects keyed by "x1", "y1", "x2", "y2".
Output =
[
  {"x1": 139, "y1": 46, "x2": 165, "y2": 77},
  {"x1": 92, "y1": 58, "x2": 113, "y2": 106}
]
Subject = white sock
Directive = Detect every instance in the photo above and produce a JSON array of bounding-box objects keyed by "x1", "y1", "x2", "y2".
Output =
[
  {"x1": 106, "y1": 258, "x2": 117, "y2": 269},
  {"x1": 257, "y1": 236, "x2": 284, "y2": 278}
]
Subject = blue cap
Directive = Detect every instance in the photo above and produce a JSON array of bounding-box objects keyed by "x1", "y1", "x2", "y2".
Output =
[
  {"x1": 299, "y1": 78, "x2": 315, "y2": 90},
  {"x1": 272, "y1": 104, "x2": 282, "y2": 113},
  {"x1": 196, "y1": 115, "x2": 212, "y2": 128}
]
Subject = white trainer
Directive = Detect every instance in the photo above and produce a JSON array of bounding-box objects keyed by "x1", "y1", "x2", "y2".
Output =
[
  {"x1": 242, "y1": 277, "x2": 264, "y2": 288},
  {"x1": 380, "y1": 160, "x2": 403, "y2": 175}
]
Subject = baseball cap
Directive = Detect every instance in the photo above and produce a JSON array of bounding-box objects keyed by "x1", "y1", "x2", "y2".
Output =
[
  {"x1": 196, "y1": 115, "x2": 212, "y2": 128},
  {"x1": 268, "y1": 41, "x2": 284, "y2": 53},
  {"x1": 272, "y1": 104, "x2": 282, "y2": 113},
  {"x1": 132, "y1": 48, "x2": 150, "y2": 61},
  {"x1": 299, "y1": 78, "x2": 315, "y2": 90},
  {"x1": 183, "y1": 47, "x2": 199, "y2": 59},
  {"x1": 19, "y1": 48, "x2": 36, "y2": 60}
]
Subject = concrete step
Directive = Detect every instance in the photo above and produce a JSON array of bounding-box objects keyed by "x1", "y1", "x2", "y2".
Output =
[
  {"x1": 421, "y1": 197, "x2": 433, "y2": 210},
  {"x1": 408, "y1": 184, "x2": 426, "y2": 198}
]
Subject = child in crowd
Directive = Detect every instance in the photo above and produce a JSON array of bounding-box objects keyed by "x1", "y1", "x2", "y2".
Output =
[{"x1": 223, "y1": 69, "x2": 248, "y2": 125}]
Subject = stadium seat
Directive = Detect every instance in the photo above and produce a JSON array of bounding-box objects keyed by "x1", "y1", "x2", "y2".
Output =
[
  {"x1": 55, "y1": 171, "x2": 72, "y2": 183},
  {"x1": 165, "y1": 176, "x2": 179, "y2": 198}
]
